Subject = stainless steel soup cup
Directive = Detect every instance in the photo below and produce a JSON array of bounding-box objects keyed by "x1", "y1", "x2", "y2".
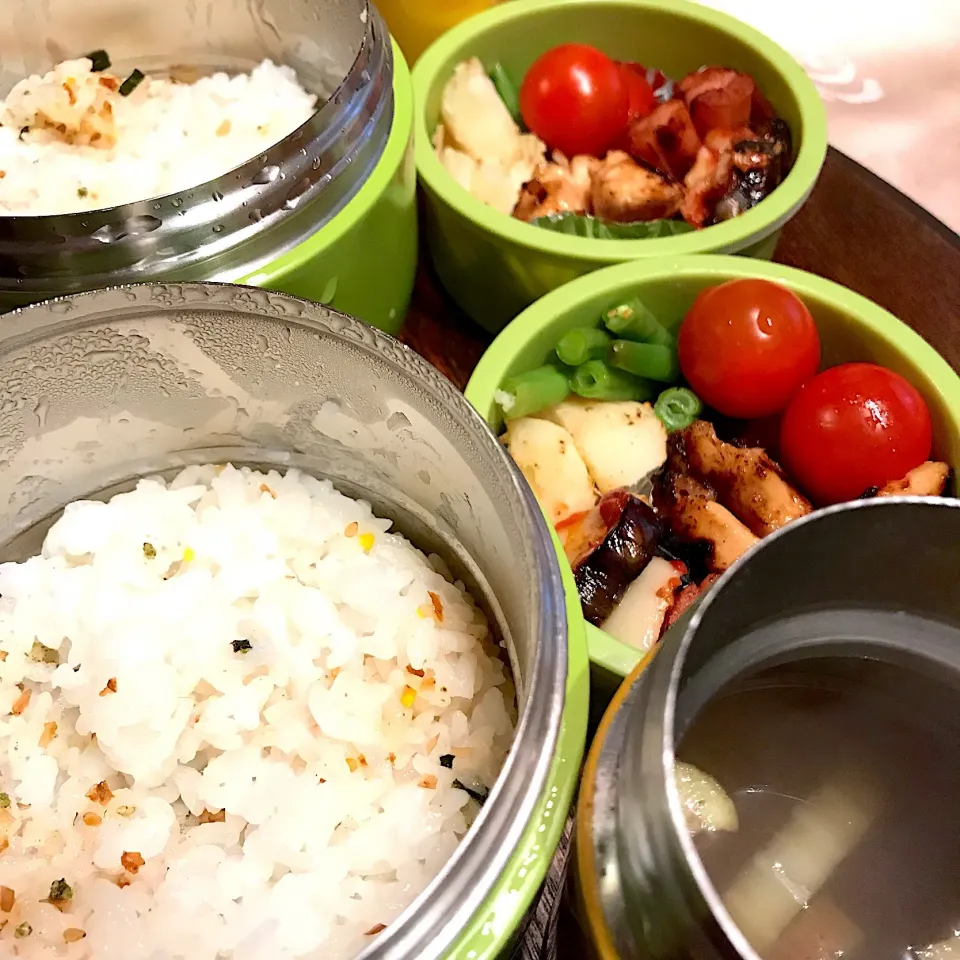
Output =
[{"x1": 578, "y1": 496, "x2": 960, "y2": 960}]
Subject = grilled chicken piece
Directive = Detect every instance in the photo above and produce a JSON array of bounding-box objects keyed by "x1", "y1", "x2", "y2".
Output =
[
  {"x1": 872, "y1": 461, "x2": 951, "y2": 498},
  {"x1": 679, "y1": 127, "x2": 752, "y2": 227},
  {"x1": 512, "y1": 153, "x2": 598, "y2": 221},
  {"x1": 681, "y1": 141, "x2": 736, "y2": 227},
  {"x1": 713, "y1": 120, "x2": 792, "y2": 222},
  {"x1": 591, "y1": 151, "x2": 684, "y2": 222},
  {"x1": 653, "y1": 444, "x2": 760, "y2": 573},
  {"x1": 625, "y1": 100, "x2": 702, "y2": 180},
  {"x1": 680, "y1": 420, "x2": 812, "y2": 536}
]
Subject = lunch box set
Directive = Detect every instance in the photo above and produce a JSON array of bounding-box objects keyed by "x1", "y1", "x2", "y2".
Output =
[{"x1": 0, "y1": 2, "x2": 957, "y2": 959}]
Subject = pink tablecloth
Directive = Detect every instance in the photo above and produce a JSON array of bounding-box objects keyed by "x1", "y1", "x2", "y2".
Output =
[{"x1": 694, "y1": 0, "x2": 960, "y2": 233}]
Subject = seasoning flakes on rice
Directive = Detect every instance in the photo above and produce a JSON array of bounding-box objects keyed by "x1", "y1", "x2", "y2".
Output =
[
  {"x1": 0, "y1": 56, "x2": 317, "y2": 215},
  {"x1": 0, "y1": 464, "x2": 516, "y2": 958}
]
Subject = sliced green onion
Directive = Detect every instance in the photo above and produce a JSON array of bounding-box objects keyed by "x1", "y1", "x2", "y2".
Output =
[
  {"x1": 489, "y1": 63, "x2": 523, "y2": 128},
  {"x1": 609, "y1": 340, "x2": 679, "y2": 383},
  {"x1": 555, "y1": 326, "x2": 612, "y2": 367},
  {"x1": 603, "y1": 297, "x2": 674, "y2": 347},
  {"x1": 570, "y1": 360, "x2": 654, "y2": 402},
  {"x1": 85, "y1": 50, "x2": 111, "y2": 72},
  {"x1": 654, "y1": 387, "x2": 703, "y2": 432},
  {"x1": 498, "y1": 365, "x2": 571, "y2": 419},
  {"x1": 118, "y1": 68, "x2": 145, "y2": 97}
]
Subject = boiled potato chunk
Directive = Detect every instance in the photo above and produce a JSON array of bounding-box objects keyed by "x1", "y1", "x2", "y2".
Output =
[
  {"x1": 440, "y1": 58, "x2": 528, "y2": 167},
  {"x1": 539, "y1": 398, "x2": 668, "y2": 494},
  {"x1": 503, "y1": 417, "x2": 598, "y2": 526}
]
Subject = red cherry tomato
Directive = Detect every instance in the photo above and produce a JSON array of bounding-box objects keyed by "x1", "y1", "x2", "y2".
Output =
[
  {"x1": 779, "y1": 362, "x2": 933, "y2": 506},
  {"x1": 621, "y1": 61, "x2": 671, "y2": 96},
  {"x1": 619, "y1": 63, "x2": 657, "y2": 122},
  {"x1": 677, "y1": 279, "x2": 821, "y2": 419},
  {"x1": 519, "y1": 44, "x2": 629, "y2": 158}
]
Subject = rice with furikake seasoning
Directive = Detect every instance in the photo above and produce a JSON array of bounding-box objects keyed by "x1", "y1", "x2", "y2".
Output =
[{"x1": 0, "y1": 464, "x2": 515, "y2": 959}]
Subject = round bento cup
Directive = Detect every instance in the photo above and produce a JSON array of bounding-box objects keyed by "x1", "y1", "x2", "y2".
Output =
[
  {"x1": 465, "y1": 255, "x2": 960, "y2": 700},
  {"x1": 412, "y1": 0, "x2": 828, "y2": 334}
]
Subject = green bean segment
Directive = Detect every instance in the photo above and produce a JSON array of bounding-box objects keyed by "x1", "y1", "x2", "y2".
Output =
[
  {"x1": 654, "y1": 387, "x2": 703, "y2": 432},
  {"x1": 498, "y1": 364, "x2": 570, "y2": 419},
  {"x1": 556, "y1": 326, "x2": 613, "y2": 367},
  {"x1": 603, "y1": 297, "x2": 675, "y2": 347},
  {"x1": 571, "y1": 360, "x2": 655, "y2": 401},
  {"x1": 609, "y1": 340, "x2": 679, "y2": 383}
]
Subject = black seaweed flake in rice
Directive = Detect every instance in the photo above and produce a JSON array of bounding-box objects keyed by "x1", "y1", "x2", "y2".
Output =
[
  {"x1": 452, "y1": 779, "x2": 488, "y2": 805},
  {"x1": 119, "y1": 69, "x2": 145, "y2": 97},
  {"x1": 230, "y1": 639, "x2": 252, "y2": 654},
  {"x1": 85, "y1": 50, "x2": 111, "y2": 72},
  {"x1": 439, "y1": 754, "x2": 454, "y2": 769}
]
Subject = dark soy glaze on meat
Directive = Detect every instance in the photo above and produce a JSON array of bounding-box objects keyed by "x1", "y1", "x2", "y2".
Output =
[{"x1": 571, "y1": 493, "x2": 663, "y2": 623}]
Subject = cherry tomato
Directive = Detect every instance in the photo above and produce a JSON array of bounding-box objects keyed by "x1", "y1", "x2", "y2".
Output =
[
  {"x1": 779, "y1": 363, "x2": 932, "y2": 506},
  {"x1": 622, "y1": 61, "x2": 671, "y2": 96},
  {"x1": 677, "y1": 279, "x2": 821, "y2": 419},
  {"x1": 519, "y1": 44, "x2": 629, "y2": 158},
  {"x1": 619, "y1": 63, "x2": 657, "y2": 122}
]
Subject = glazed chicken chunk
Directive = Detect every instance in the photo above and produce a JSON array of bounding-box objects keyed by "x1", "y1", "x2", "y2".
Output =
[
  {"x1": 680, "y1": 420, "x2": 813, "y2": 536},
  {"x1": 513, "y1": 153, "x2": 598, "y2": 221},
  {"x1": 591, "y1": 151, "x2": 684, "y2": 223},
  {"x1": 653, "y1": 437, "x2": 760, "y2": 572}
]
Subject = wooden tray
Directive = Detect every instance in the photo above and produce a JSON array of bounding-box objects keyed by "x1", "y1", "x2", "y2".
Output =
[{"x1": 399, "y1": 147, "x2": 960, "y2": 960}]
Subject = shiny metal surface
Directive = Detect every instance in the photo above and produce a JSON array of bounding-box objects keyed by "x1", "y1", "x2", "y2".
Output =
[
  {"x1": 588, "y1": 497, "x2": 960, "y2": 960},
  {"x1": 0, "y1": 0, "x2": 393, "y2": 301},
  {"x1": 0, "y1": 282, "x2": 569, "y2": 960}
]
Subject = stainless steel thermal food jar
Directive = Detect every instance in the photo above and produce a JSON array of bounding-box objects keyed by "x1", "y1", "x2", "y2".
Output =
[{"x1": 575, "y1": 497, "x2": 960, "y2": 960}]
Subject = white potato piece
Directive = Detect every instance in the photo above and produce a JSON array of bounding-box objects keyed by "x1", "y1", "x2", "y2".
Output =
[
  {"x1": 437, "y1": 145, "x2": 476, "y2": 194},
  {"x1": 437, "y1": 145, "x2": 544, "y2": 215},
  {"x1": 602, "y1": 556, "x2": 681, "y2": 651},
  {"x1": 538, "y1": 398, "x2": 668, "y2": 494},
  {"x1": 674, "y1": 761, "x2": 740, "y2": 837},
  {"x1": 471, "y1": 158, "x2": 536, "y2": 215},
  {"x1": 435, "y1": 58, "x2": 546, "y2": 213},
  {"x1": 440, "y1": 57, "x2": 523, "y2": 167},
  {"x1": 503, "y1": 417, "x2": 598, "y2": 526}
]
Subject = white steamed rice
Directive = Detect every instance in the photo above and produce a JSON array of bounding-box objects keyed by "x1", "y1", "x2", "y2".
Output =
[
  {"x1": 0, "y1": 464, "x2": 515, "y2": 958},
  {"x1": 0, "y1": 57, "x2": 317, "y2": 215}
]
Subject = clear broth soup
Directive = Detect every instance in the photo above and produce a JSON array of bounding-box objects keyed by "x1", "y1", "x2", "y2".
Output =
[{"x1": 678, "y1": 657, "x2": 960, "y2": 960}]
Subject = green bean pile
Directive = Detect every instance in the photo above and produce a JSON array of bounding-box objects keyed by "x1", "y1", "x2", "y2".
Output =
[{"x1": 497, "y1": 296, "x2": 702, "y2": 432}]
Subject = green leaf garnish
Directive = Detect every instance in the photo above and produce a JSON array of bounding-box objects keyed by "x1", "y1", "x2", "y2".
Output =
[{"x1": 529, "y1": 212, "x2": 695, "y2": 240}]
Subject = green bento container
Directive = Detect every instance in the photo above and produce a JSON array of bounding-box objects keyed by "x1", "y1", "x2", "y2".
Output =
[
  {"x1": 465, "y1": 256, "x2": 960, "y2": 703},
  {"x1": 239, "y1": 38, "x2": 417, "y2": 336},
  {"x1": 412, "y1": 0, "x2": 828, "y2": 334}
]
